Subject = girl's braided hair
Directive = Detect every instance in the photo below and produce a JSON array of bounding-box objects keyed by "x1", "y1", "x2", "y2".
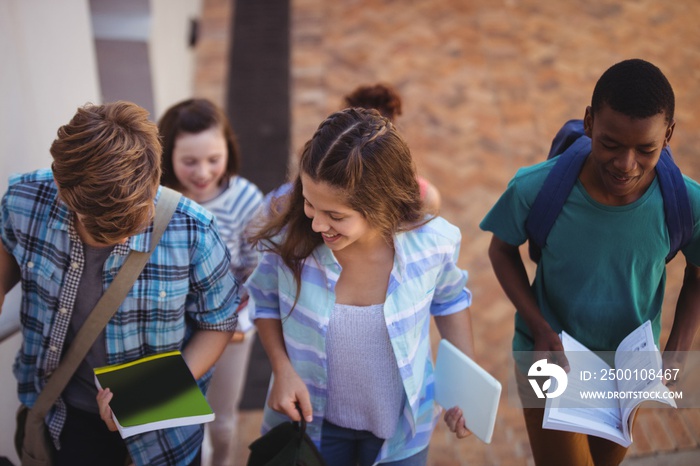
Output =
[{"x1": 253, "y1": 107, "x2": 428, "y2": 305}]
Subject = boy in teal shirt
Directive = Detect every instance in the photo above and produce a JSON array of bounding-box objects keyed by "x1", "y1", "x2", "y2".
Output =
[{"x1": 481, "y1": 59, "x2": 700, "y2": 465}]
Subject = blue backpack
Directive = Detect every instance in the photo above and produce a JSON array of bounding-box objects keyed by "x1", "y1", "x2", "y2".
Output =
[{"x1": 525, "y1": 119, "x2": 693, "y2": 263}]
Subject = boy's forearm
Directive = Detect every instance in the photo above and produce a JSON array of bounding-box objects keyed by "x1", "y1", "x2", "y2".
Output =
[
  {"x1": 489, "y1": 235, "x2": 569, "y2": 368},
  {"x1": 487, "y1": 236, "x2": 551, "y2": 337},
  {"x1": 182, "y1": 329, "x2": 233, "y2": 379}
]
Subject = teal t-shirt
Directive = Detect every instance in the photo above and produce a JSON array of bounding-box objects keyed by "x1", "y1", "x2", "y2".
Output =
[{"x1": 480, "y1": 158, "x2": 700, "y2": 353}]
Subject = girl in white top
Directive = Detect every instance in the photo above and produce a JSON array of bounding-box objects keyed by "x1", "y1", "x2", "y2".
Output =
[
  {"x1": 159, "y1": 98, "x2": 263, "y2": 466},
  {"x1": 247, "y1": 108, "x2": 475, "y2": 465}
]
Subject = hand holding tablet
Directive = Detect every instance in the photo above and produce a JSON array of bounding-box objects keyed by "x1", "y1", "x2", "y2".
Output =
[{"x1": 434, "y1": 339, "x2": 502, "y2": 443}]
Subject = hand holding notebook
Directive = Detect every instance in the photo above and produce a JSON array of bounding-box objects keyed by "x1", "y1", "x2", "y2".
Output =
[{"x1": 94, "y1": 351, "x2": 214, "y2": 438}]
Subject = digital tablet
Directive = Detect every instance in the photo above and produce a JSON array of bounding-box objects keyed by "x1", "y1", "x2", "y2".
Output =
[{"x1": 434, "y1": 339, "x2": 502, "y2": 443}]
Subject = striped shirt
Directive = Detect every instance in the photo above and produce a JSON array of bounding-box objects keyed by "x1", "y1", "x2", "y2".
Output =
[
  {"x1": 246, "y1": 216, "x2": 472, "y2": 463},
  {"x1": 199, "y1": 175, "x2": 263, "y2": 282},
  {"x1": 1, "y1": 169, "x2": 239, "y2": 466}
]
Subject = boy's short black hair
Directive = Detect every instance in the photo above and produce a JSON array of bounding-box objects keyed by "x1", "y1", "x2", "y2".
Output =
[{"x1": 591, "y1": 58, "x2": 675, "y2": 123}]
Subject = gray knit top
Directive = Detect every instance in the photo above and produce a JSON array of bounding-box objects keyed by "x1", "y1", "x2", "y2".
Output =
[{"x1": 325, "y1": 303, "x2": 405, "y2": 439}]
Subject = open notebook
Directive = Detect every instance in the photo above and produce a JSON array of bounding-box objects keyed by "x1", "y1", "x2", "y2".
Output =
[{"x1": 434, "y1": 339, "x2": 502, "y2": 443}]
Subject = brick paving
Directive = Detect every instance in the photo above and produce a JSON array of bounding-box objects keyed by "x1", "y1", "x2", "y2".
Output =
[{"x1": 194, "y1": 0, "x2": 700, "y2": 464}]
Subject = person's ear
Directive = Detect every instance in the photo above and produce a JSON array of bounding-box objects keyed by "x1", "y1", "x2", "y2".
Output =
[
  {"x1": 583, "y1": 106, "x2": 593, "y2": 138},
  {"x1": 664, "y1": 119, "x2": 675, "y2": 147}
]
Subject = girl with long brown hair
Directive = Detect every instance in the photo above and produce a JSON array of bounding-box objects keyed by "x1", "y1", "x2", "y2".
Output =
[{"x1": 247, "y1": 108, "x2": 475, "y2": 465}]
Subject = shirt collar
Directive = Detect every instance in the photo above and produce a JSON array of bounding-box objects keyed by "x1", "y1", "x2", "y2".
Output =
[
  {"x1": 48, "y1": 187, "x2": 163, "y2": 255},
  {"x1": 47, "y1": 196, "x2": 72, "y2": 233},
  {"x1": 123, "y1": 186, "x2": 166, "y2": 253},
  {"x1": 313, "y1": 230, "x2": 408, "y2": 283}
]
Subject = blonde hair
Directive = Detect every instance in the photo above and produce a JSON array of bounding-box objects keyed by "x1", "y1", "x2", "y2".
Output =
[{"x1": 51, "y1": 101, "x2": 162, "y2": 244}]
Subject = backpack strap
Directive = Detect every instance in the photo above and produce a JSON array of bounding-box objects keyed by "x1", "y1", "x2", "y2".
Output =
[
  {"x1": 656, "y1": 147, "x2": 694, "y2": 262},
  {"x1": 526, "y1": 120, "x2": 694, "y2": 264},
  {"x1": 547, "y1": 119, "x2": 586, "y2": 159},
  {"x1": 525, "y1": 135, "x2": 590, "y2": 263}
]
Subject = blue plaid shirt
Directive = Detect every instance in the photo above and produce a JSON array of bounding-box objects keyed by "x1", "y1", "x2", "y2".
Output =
[
  {"x1": 246, "y1": 216, "x2": 472, "y2": 464},
  {"x1": 1, "y1": 169, "x2": 239, "y2": 466}
]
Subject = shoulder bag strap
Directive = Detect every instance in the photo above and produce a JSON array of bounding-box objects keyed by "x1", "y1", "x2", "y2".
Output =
[{"x1": 29, "y1": 187, "x2": 182, "y2": 419}]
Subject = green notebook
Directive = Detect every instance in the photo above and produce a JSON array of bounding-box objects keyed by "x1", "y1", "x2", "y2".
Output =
[{"x1": 94, "y1": 351, "x2": 214, "y2": 438}]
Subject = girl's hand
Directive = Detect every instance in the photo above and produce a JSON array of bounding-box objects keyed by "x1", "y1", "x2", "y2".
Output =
[
  {"x1": 443, "y1": 406, "x2": 472, "y2": 439},
  {"x1": 268, "y1": 365, "x2": 313, "y2": 423},
  {"x1": 96, "y1": 388, "x2": 118, "y2": 432}
]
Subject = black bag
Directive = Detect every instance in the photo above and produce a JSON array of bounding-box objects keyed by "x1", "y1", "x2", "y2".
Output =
[{"x1": 246, "y1": 417, "x2": 327, "y2": 466}]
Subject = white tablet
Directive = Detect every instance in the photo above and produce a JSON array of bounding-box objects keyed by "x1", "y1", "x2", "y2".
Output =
[{"x1": 434, "y1": 339, "x2": 502, "y2": 443}]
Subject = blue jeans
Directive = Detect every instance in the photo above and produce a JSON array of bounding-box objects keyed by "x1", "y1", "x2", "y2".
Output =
[{"x1": 320, "y1": 420, "x2": 429, "y2": 466}]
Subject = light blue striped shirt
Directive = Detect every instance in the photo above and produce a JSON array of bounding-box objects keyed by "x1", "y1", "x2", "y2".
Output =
[
  {"x1": 200, "y1": 176, "x2": 263, "y2": 282},
  {"x1": 246, "y1": 216, "x2": 472, "y2": 464}
]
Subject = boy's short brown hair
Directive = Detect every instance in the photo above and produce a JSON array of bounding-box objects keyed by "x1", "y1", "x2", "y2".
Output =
[{"x1": 51, "y1": 101, "x2": 162, "y2": 244}]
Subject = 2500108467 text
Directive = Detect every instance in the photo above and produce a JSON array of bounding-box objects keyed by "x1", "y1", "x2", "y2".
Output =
[{"x1": 580, "y1": 368, "x2": 680, "y2": 382}]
